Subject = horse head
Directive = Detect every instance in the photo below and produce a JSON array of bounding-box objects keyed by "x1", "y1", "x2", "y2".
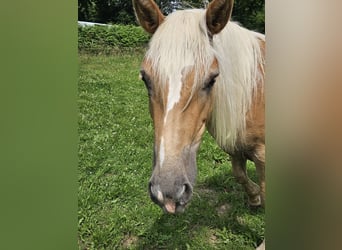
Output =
[{"x1": 133, "y1": 0, "x2": 234, "y2": 213}]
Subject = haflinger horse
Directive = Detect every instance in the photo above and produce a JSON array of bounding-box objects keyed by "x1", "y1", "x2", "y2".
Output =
[{"x1": 133, "y1": 0, "x2": 265, "y2": 217}]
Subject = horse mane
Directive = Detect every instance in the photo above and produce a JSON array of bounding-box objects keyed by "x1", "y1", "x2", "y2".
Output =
[
  {"x1": 146, "y1": 9, "x2": 265, "y2": 150},
  {"x1": 210, "y1": 21, "x2": 265, "y2": 150}
]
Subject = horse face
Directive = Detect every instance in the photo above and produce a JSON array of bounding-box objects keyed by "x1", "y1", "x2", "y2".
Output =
[
  {"x1": 140, "y1": 59, "x2": 219, "y2": 213},
  {"x1": 134, "y1": 0, "x2": 233, "y2": 213}
]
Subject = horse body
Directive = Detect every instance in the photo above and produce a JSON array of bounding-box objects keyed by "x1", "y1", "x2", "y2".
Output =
[
  {"x1": 207, "y1": 23, "x2": 265, "y2": 206},
  {"x1": 133, "y1": 0, "x2": 265, "y2": 214}
]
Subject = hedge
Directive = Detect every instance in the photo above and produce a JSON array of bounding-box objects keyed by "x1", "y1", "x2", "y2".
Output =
[{"x1": 78, "y1": 24, "x2": 150, "y2": 54}]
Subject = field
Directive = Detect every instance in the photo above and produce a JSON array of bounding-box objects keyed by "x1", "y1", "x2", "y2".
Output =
[{"x1": 78, "y1": 53, "x2": 265, "y2": 249}]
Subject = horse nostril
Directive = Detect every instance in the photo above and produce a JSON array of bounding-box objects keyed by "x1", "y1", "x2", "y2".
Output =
[
  {"x1": 184, "y1": 183, "x2": 192, "y2": 194},
  {"x1": 178, "y1": 183, "x2": 192, "y2": 200},
  {"x1": 149, "y1": 182, "x2": 164, "y2": 203}
]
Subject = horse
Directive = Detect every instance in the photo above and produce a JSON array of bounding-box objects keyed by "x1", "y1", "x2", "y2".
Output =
[{"x1": 132, "y1": 0, "x2": 265, "y2": 215}]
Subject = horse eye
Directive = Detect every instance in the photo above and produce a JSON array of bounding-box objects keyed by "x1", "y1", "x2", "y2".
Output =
[
  {"x1": 203, "y1": 73, "x2": 219, "y2": 92},
  {"x1": 207, "y1": 79, "x2": 216, "y2": 89},
  {"x1": 140, "y1": 70, "x2": 153, "y2": 96}
]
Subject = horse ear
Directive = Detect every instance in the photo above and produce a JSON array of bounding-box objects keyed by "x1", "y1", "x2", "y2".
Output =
[
  {"x1": 133, "y1": 0, "x2": 165, "y2": 34},
  {"x1": 206, "y1": 0, "x2": 234, "y2": 35}
]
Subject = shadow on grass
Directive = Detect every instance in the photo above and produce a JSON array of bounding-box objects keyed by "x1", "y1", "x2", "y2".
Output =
[{"x1": 135, "y1": 170, "x2": 265, "y2": 249}]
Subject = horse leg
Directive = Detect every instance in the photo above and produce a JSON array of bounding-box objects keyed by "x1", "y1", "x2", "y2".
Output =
[
  {"x1": 251, "y1": 144, "x2": 265, "y2": 207},
  {"x1": 231, "y1": 153, "x2": 261, "y2": 206}
]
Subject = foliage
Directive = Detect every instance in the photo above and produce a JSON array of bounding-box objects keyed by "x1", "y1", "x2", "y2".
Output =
[
  {"x1": 78, "y1": 0, "x2": 97, "y2": 22},
  {"x1": 78, "y1": 0, "x2": 264, "y2": 33},
  {"x1": 78, "y1": 0, "x2": 135, "y2": 24},
  {"x1": 78, "y1": 24, "x2": 150, "y2": 54},
  {"x1": 78, "y1": 53, "x2": 265, "y2": 249},
  {"x1": 232, "y1": 0, "x2": 265, "y2": 33},
  {"x1": 96, "y1": 0, "x2": 135, "y2": 24}
]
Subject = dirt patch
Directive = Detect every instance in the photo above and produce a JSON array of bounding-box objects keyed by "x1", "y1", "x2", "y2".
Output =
[
  {"x1": 196, "y1": 187, "x2": 233, "y2": 217},
  {"x1": 122, "y1": 234, "x2": 138, "y2": 249},
  {"x1": 209, "y1": 232, "x2": 218, "y2": 245},
  {"x1": 216, "y1": 203, "x2": 232, "y2": 217},
  {"x1": 195, "y1": 187, "x2": 219, "y2": 206}
]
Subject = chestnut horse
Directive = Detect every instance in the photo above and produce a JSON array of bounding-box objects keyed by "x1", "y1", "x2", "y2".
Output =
[{"x1": 133, "y1": 0, "x2": 265, "y2": 216}]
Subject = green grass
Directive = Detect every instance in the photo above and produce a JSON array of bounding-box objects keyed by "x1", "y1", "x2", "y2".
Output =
[{"x1": 78, "y1": 53, "x2": 265, "y2": 249}]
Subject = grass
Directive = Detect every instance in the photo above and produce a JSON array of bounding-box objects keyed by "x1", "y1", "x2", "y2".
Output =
[{"x1": 78, "y1": 52, "x2": 265, "y2": 249}]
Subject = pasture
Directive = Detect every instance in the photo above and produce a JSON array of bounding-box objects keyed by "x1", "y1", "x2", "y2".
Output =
[{"x1": 78, "y1": 53, "x2": 265, "y2": 249}]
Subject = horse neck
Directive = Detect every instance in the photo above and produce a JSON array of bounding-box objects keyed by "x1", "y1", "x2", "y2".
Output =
[{"x1": 208, "y1": 22, "x2": 265, "y2": 150}]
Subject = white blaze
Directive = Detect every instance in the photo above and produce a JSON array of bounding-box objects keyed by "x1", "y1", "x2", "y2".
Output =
[
  {"x1": 159, "y1": 137, "x2": 165, "y2": 167},
  {"x1": 164, "y1": 73, "x2": 183, "y2": 123},
  {"x1": 159, "y1": 65, "x2": 193, "y2": 167}
]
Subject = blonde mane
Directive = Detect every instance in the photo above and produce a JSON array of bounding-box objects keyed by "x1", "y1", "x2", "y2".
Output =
[
  {"x1": 210, "y1": 21, "x2": 265, "y2": 150},
  {"x1": 146, "y1": 9, "x2": 265, "y2": 151}
]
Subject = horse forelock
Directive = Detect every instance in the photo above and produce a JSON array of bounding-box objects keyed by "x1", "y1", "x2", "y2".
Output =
[{"x1": 145, "y1": 9, "x2": 215, "y2": 104}]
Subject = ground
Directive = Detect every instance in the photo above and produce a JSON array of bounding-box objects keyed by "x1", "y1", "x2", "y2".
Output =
[{"x1": 78, "y1": 53, "x2": 264, "y2": 249}]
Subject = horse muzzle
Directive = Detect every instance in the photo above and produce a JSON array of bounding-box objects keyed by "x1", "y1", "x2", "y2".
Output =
[{"x1": 149, "y1": 178, "x2": 193, "y2": 214}]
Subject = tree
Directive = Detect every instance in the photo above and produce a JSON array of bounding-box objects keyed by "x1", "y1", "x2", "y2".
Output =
[
  {"x1": 95, "y1": 0, "x2": 135, "y2": 24},
  {"x1": 154, "y1": 0, "x2": 208, "y2": 14},
  {"x1": 232, "y1": 0, "x2": 265, "y2": 33},
  {"x1": 78, "y1": 0, "x2": 97, "y2": 22},
  {"x1": 78, "y1": 0, "x2": 264, "y2": 33}
]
